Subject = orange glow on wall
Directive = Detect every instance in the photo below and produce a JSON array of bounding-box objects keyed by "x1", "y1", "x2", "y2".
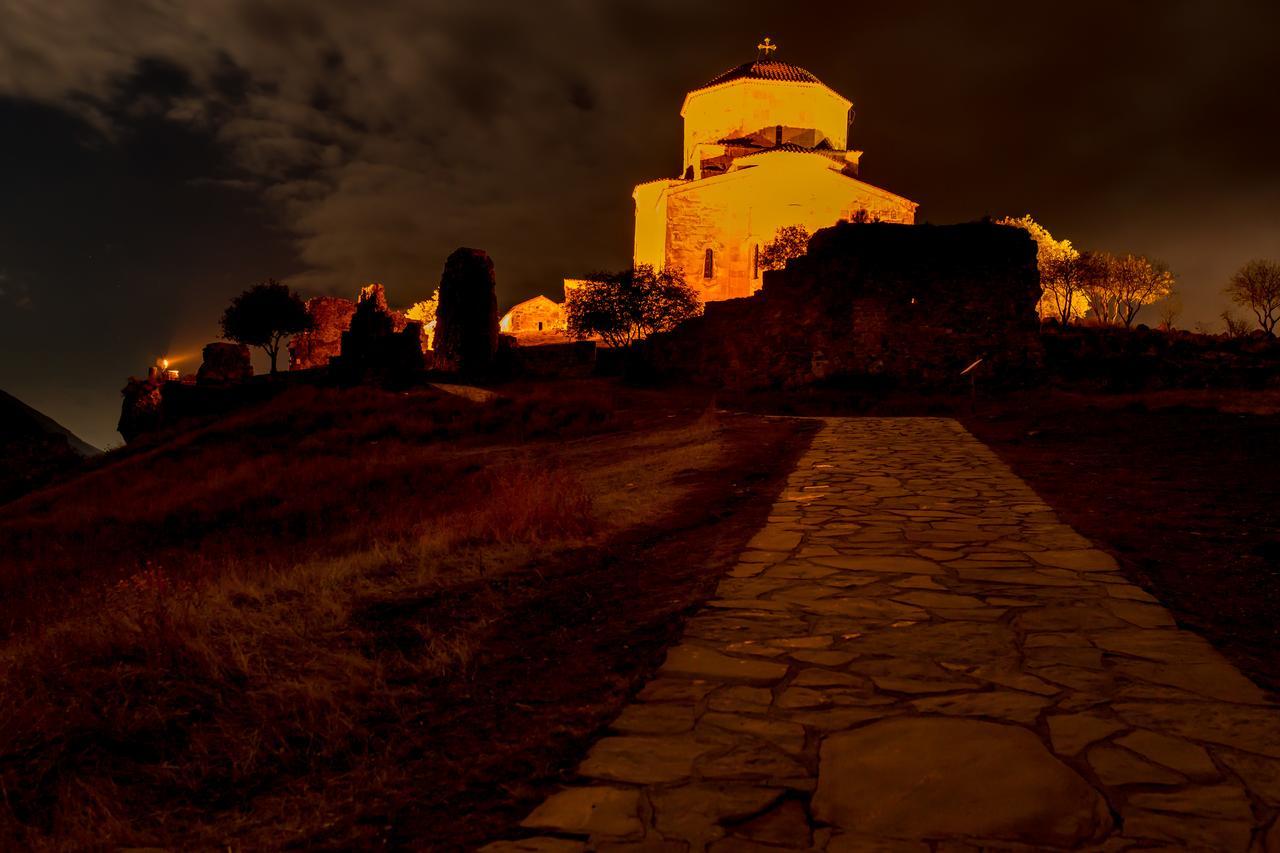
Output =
[
  {"x1": 633, "y1": 39, "x2": 918, "y2": 303},
  {"x1": 499, "y1": 294, "x2": 566, "y2": 338},
  {"x1": 505, "y1": 40, "x2": 920, "y2": 343}
]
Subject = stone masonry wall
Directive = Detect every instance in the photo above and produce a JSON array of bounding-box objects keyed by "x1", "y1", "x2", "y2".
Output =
[
  {"x1": 647, "y1": 220, "x2": 1043, "y2": 391},
  {"x1": 290, "y1": 291, "x2": 410, "y2": 371},
  {"x1": 661, "y1": 159, "x2": 916, "y2": 304}
]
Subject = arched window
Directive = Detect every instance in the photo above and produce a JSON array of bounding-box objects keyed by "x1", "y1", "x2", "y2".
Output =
[
  {"x1": 752, "y1": 244, "x2": 760, "y2": 279},
  {"x1": 704, "y1": 248, "x2": 714, "y2": 279},
  {"x1": 537, "y1": 321, "x2": 543, "y2": 331}
]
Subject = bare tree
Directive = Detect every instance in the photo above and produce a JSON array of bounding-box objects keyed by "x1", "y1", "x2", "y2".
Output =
[
  {"x1": 1221, "y1": 310, "x2": 1253, "y2": 338},
  {"x1": 1157, "y1": 292, "x2": 1183, "y2": 331},
  {"x1": 1225, "y1": 259, "x2": 1280, "y2": 334}
]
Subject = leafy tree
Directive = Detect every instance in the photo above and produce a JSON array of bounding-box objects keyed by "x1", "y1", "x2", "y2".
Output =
[
  {"x1": 1081, "y1": 253, "x2": 1174, "y2": 327},
  {"x1": 220, "y1": 280, "x2": 312, "y2": 373},
  {"x1": 1225, "y1": 259, "x2": 1280, "y2": 334},
  {"x1": 1110, "y1": 254, "x2": 1175, "y2": 328},
  {"x1": 406, "y1": 293, "x2": 438, "y2": 349},
  {"x1": 759, "y1": 225, "x2": 811, "y2": 272},
  {"x1": 997, "y1": 215, "x2": 1088, "y2": 323},
  {"x1": 565, "y1": 264, "x2": 701, "y2": 348},
  {"x1": 1080, "y1": 252, "x2": 1120, "y2": 325}
]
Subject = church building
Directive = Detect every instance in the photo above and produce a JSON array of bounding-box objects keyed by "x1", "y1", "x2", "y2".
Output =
[{"x1": 500, "y1": 39, "x2": 918, "y2": 336}]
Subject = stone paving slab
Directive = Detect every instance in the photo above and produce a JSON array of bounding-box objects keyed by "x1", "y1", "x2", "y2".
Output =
[{"x1": 481, "y1": 418, "x2": 1280, "y2": 852}]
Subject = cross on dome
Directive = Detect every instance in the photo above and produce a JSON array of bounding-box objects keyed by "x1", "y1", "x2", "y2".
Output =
[{"x1": 756, "y1": 37, "x2": 777, "y2": 58}]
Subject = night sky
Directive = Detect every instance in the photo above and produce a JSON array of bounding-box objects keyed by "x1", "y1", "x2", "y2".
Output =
[{"x1": 2, "y1": 1, "x2": 1278, "y2": 448}]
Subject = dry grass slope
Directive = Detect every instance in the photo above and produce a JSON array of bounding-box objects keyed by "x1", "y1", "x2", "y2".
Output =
[{"x1": 0, "y1": 380, "x2": 809, "y2": 849}]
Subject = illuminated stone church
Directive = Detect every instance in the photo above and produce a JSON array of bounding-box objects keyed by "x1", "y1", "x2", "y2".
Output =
[
  {"x1": 634, "y1": 38, "x2": 917, "y2": 302},
  {"x1": 500, "y1": 39, "x2": 918, "y2": 336}
]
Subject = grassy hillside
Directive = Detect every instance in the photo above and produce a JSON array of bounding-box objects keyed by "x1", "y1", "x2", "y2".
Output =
[
  {"x1": 0, "y1": 380, "x2": 810, "y2": 849},
  {"x1": 0, "y1": 389, "x2": 100, "y2": 503}
]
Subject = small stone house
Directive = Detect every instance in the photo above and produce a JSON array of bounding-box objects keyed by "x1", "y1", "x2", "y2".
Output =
[{"x1": 499, "y1": 295, "x2": 567, "y2": 339}]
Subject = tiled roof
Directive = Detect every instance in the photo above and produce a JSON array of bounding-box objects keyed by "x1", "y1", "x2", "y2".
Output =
[
  {"x1": 698, "y1": 60, "x2": 823, "y2": 91},
  {"x1": 736, "y1": 144, "x2": 844, "y2": 161}
]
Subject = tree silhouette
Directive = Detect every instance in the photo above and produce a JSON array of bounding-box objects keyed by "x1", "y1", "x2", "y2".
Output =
[
  {"x1": 1225, "y1": 259, "x2": 1280, "y2": 334},
  {"x1": 565, "y1": 264, "x2": 701, "y2": 348},
  {"x1": 220, "y1": 280, "x2": 312, "y2": 374}
]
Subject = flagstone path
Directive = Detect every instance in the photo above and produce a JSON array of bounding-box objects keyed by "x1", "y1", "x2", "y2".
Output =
[{"x1": 481, "y1": 418, "x2": 1280, "y2": 852}]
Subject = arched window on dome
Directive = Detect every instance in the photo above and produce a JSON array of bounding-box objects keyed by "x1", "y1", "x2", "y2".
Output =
[{"x1": 704, "y1": 248, "x2": 714, "y2": 279}]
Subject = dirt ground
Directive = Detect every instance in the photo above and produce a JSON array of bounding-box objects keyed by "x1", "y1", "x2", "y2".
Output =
[{"x1": 962, "y1": 389, "x2": 1280, "y2": 697}]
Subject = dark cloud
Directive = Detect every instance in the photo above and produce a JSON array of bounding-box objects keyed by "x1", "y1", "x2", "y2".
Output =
[{"x1": 0, "y1": 0, "x2": 1278, "y2": 447}]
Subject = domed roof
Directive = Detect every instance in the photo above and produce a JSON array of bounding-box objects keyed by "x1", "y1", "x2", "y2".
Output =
[{"x1": 698, "y1": 59, "x2": 824, "y2": 91}]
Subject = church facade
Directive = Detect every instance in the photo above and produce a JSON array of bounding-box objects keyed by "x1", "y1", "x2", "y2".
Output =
[
  {"x1": 500, "y1": 41, "x2": 918, "y2": 336},
  {"x1": 634, "y1": 41, "x2": 917, "y2": 302}
]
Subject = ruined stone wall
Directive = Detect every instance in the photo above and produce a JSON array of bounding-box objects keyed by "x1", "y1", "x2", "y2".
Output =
[
  {"x1": 196, "y1": 343, "x2": 252, "y2": 386},
  {"x1": 511, "y1": 340, "x2": 597, "y2": 378},
  {"x1": 647, "y1": 221, "x2": 1043, "y2": 390},
  {"x1": 290, "y1": 297, "x2": 357, "y2": 371},
  {"x1": 658, "y1": 154, "x2": 916, "y2": 303},
  {"x1": 290, "y1": 291, "x2": 410, "y2": 371},
  {"x1": 331, "y1": 285, "x2": 424, "y2": 381}
]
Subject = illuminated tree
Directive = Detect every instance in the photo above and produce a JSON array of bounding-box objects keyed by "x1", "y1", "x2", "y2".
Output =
[
  {"x1": 1081, "y1": 253, "x2": 1174, "y2": 327},
  {"x1": 759, "y1": 225, "x2": 811, "y2": 272},
  {"x1": 1225, "y1": 259, "x2": 1280, "y2": 334},
  {"x1": 220, "y1": 280, "x2": 312, "y2": 374},
  {"x1": 1112, "y1": 255, "x2": 1175, "y2": 327},
  {"x1": 406, "y1": 293, "x2": 438, "y2": 349},
  {"x1": 996, "y1": 215, "x2": 1089, "y2": 323},
  {"x1": 565, "y1": 264, "x2": 701, "y2": 348},
  {"x1": 1080, "y1": 252, "x2": 1120, "y2": 325}
]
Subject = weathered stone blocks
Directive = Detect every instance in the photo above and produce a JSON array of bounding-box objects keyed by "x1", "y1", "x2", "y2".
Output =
[
  {"x1": 811, "y1": 718, "x2": 1113, "y2": 846},
  {"x1": 647, "y1": 221, "x2": 1043, "y2": 391}
]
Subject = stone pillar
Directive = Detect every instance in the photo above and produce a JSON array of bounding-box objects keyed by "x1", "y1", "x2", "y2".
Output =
[{"x1": 434, "y1": 248, "x2": 499, "y2": 375}]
